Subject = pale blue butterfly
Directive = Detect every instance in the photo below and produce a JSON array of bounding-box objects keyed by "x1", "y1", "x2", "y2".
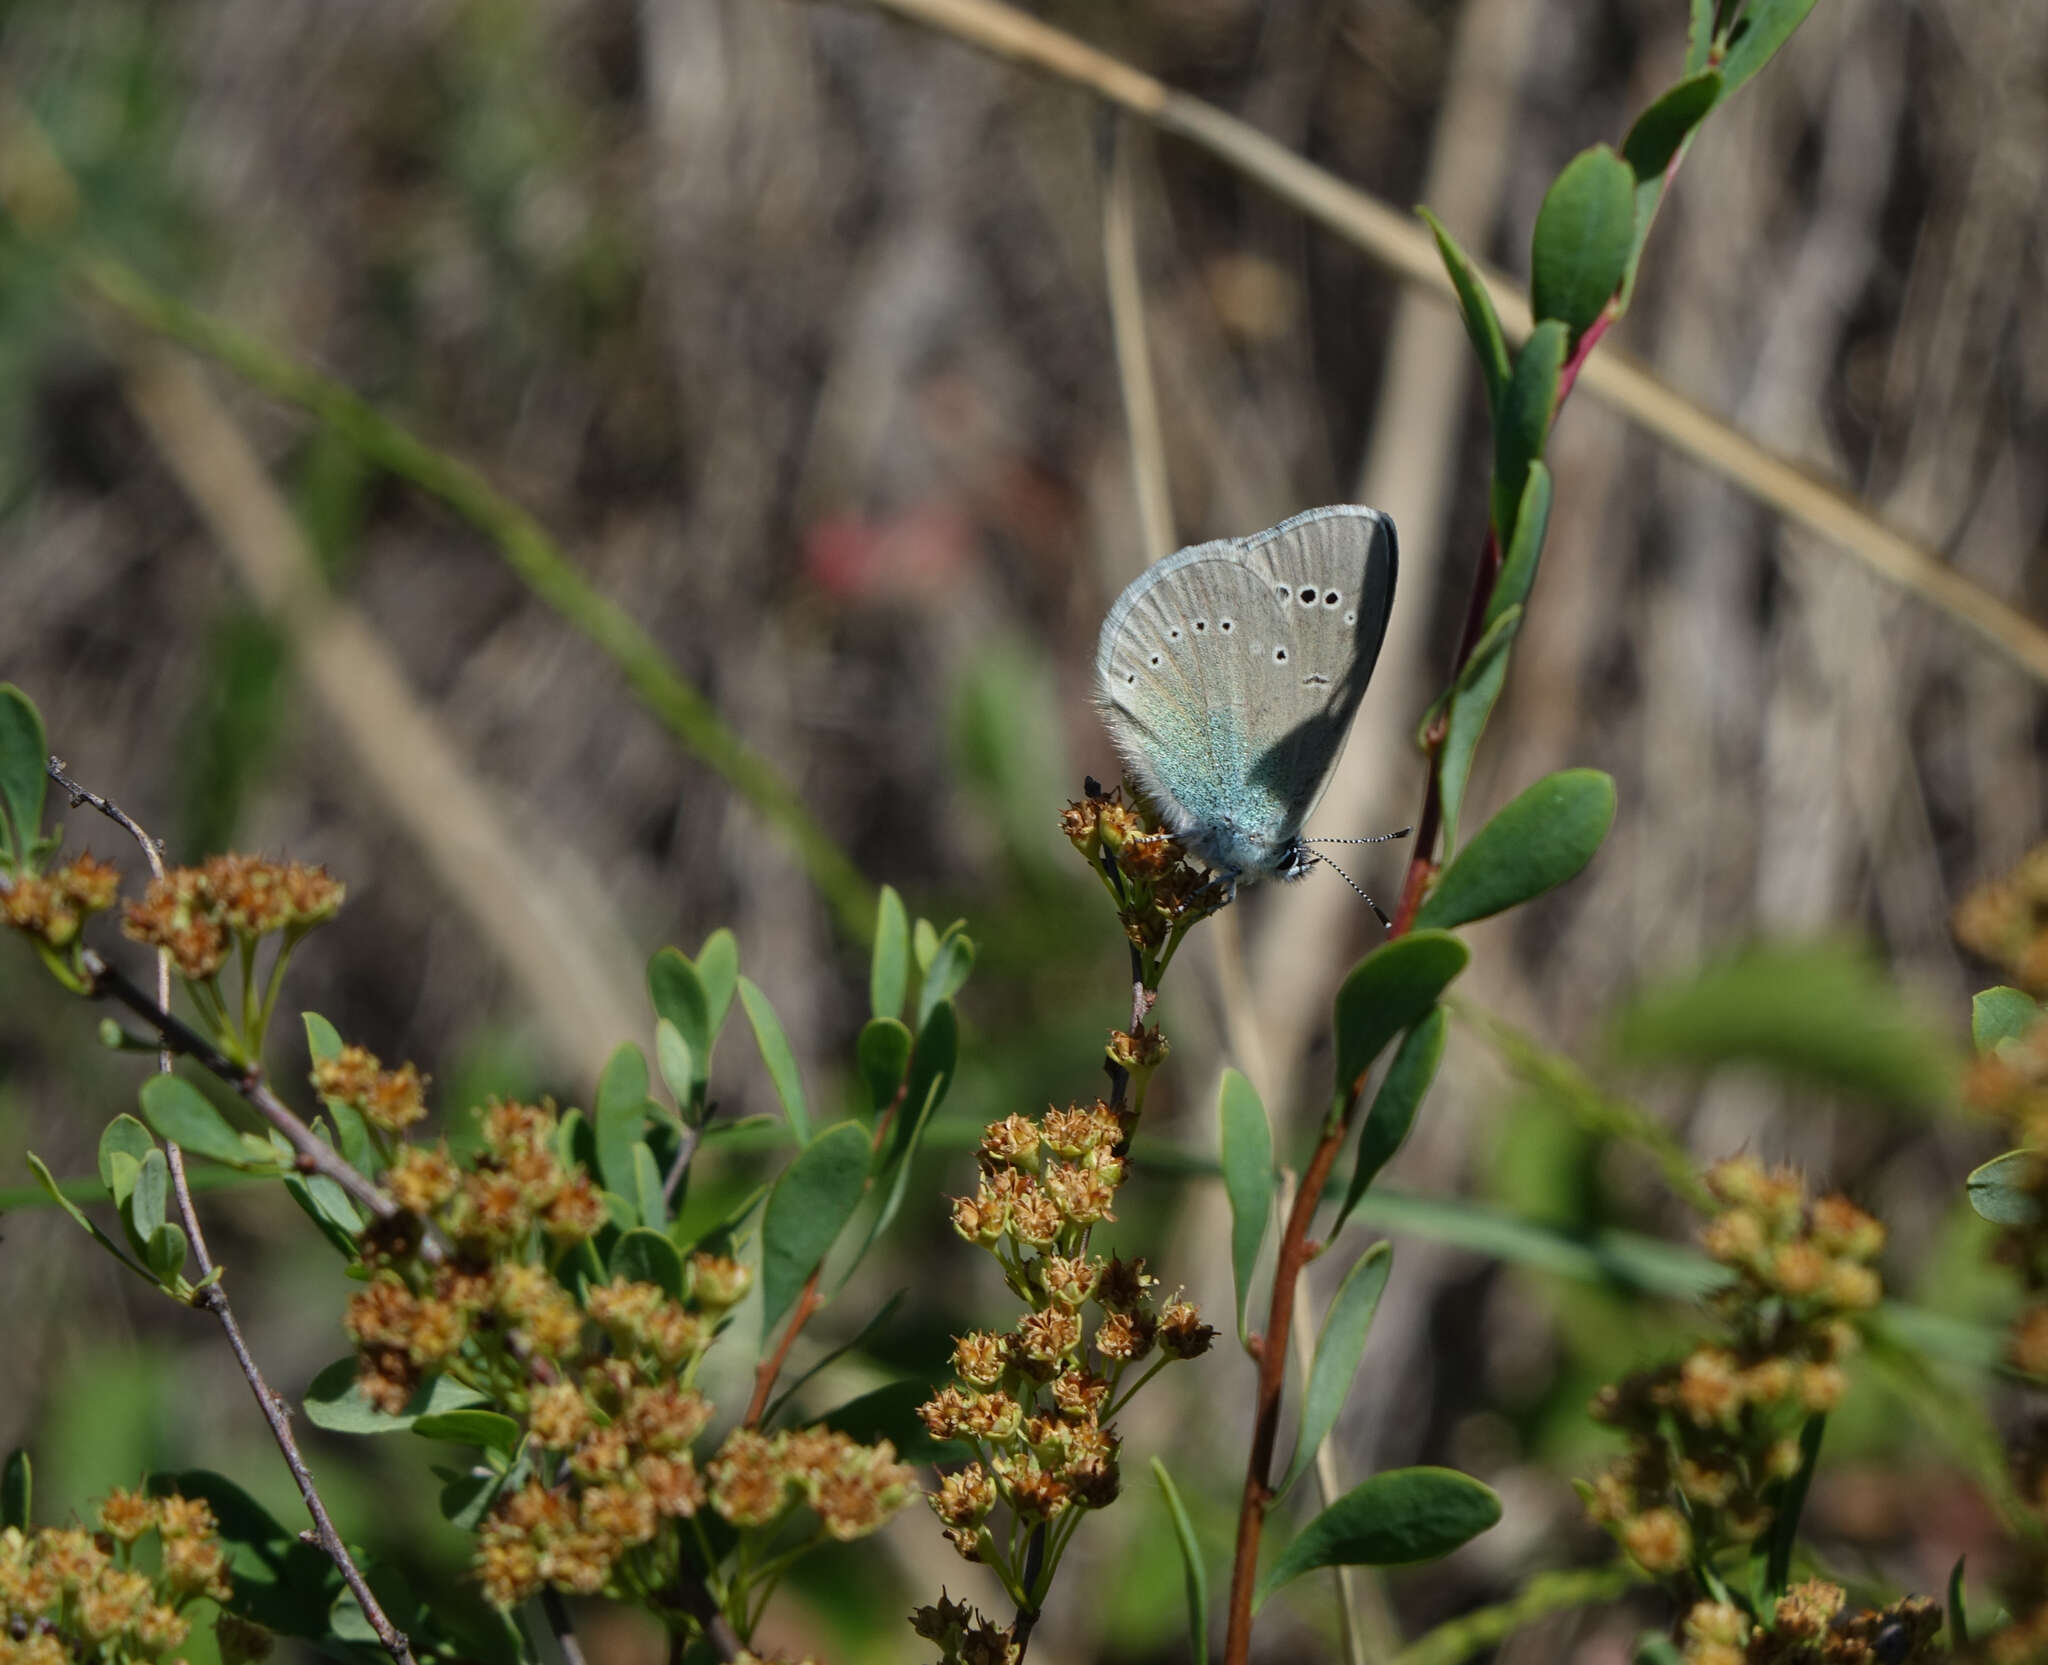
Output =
[{"x1": 1094, "y1": 505, "x2": 1400, "y2": 906}]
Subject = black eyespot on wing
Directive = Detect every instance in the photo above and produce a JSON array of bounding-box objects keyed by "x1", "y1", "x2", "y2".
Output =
[
  {"x1": 1323, "y1": 591, "x2": 1340, "y2": 606},
  {"x1": 1149, "y1": 653, "x2": 1161, "y2": 666},
  {"x1": 1219, "y1": 619, "x2": 1233, "y2": 631},
  {"x1": 1274, "y1": 646, "x2": 1288, "y2": 663},
  {"x1": 1297, "y1": 587, "x2": 1316, "y2": 604},
  {"x1": 1195, "y1": 620, "x2": 1207, "y2": 631}
]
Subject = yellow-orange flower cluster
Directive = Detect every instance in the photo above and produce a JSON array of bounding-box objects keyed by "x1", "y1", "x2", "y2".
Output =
[
  {"x1": 1061, "y1": 781, "x2": 1227, "y2": 956},
  {"x1": 0, "y1": 1487, "x2": 260, "y2": 1665},
  {"x1": 1957, "y1": 843, "x2": 2048, "y2": 995},
  {"x1": 313, "y1": 1045, "x2": 428, "y2": 1134},
  {"x1": 1584, "y1": 1159, "x2": 1884, "y2": 1573},
  {"x1": 1675, "y1": 1584, "x2": 1940, "y2": 1664},
  {"x1": 910, "y1": 1591, "x2": 1020, "y2": 1665},
  {"x1": 922, "y1": 1104, "x2": 1211, "y2": 1568},
  {"x1": 122, "y1": 855, "x2": 341, "y2": 980},
  {"x1": 0, "y1": 852, "x2": 120, "y2": 950}
]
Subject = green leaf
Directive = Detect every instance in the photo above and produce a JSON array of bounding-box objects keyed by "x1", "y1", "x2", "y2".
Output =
[
  {"x1": 1280, "y1": 1241, "x2": 1393, "y2": 1498},
  {"x1": 913, "y1": 917, "x2": 939, "y2": 972},
  {"x1": 0, "y1": 684, "x2": 48, "y2": 869},
  {"x1": 1332, "y1": 932, "x2": 1470, "y2": 1104},
  {"x1": 1417, "y1": 208, "x2": 1510, "y2": 416},
  {"x1": 439, "y1": 1469, "x2": 510, "y2": 1533},
  {"x1": 893, "y1": 1003, "x2": 959, "y2": 1169},
  {"x1": 1257, "y1": 1467, "x2": 1501, "y2": 1606},
  {"x1": 1685, "y1": 0, "x2": 1715, "y2": 72},
  {"x1": 1718, "y1": 0, "x2": 1820, "y2": 95},
  {"x1": 412, "y1": 1409, "x2": 523, "y2": 1456},
  {"x1": 1416, "y1": 769, "x2": 1617, "y2": 932},
  {"x1": 1530, "y1": 145, "x2": 1636, "y2": 343},
  {"x1": 696, "y1": 927, "x2": 740, "y2": 1037},
  {"x1": 632, "y1": 1142, "x2": 668, "y2": 1233},
  {"x1": 98, "y1": 1115, "x2": 157, "y2": 1195},
  {"x1": 858, "y1": 1017, "x2": 914, "y2": 1116},
  {"x1": 611, "y1": 1226, "x2": 685, "y2": 1299},
  {"x1": 1966, "y1": 1151, "x2": 2042, "y2": 1227},
  {"x1": 740, "y1": 976, "x2": 812, "y2": 1144},
  {"x1": 916, "y1": 926, "x2": 976, "y2": 1030},
  {"x1": 1152, "y1": 1458, "x2": 1208, "y2": 1663},
  {"x1": 1608, "y1": 941, "x2": 1959, "y2": 1111},
  {"x1": 871, "y1": 885, "x2": 910, "y2": 1021},
  {"x1": 302, "y1": 1359, "x2": 489, "y2": 1434},
  {"x1": 594, "y1": 1042, "x2": 651, "y2": 1203},
  {"x1": 283, "y1": 1172, "x2": 362, "y2": 1259},
  {"x1": 655, "y1": 1019, "x2": 694, "y2": 1110},
  {"x1": 2, "y1": 1448, "x2": 29, "y2": 1531},
  {"x1": 1437, "y1": 608, "x2": 1518, "y2": 855},
  {"x1": 1218, "y1": 1068, "x2": 1274, "y2": 1344},
  {"x1": 764, "y1": 1289, "x2": 908, "y2": 1427},
  {"x1": 1332, "y1": 1009, "x2": 1448, "y2": 1234},
  {"x1": 144, "y1": 1221, "x2": 188, "y2": 1283},
  {"x1": 302, "y1": 1011, "x2": 343, "y2": 1062},
  {"x1": 24, "y1": 1151, "x2": 151, "y2": 1278},
  {"x1": 139, "y1": 1074, "x2": 272, "y2": 1170},
  {"x1": 1762, "y1": 1413, "x2": 1824, "y2": 1598},
  {"x1": 759, "y1": 1121, "x2": 870, "y2": 1331},
  {"x1": 1482, "y1": 463, "x2": 1553, "y2": 633},
  {"x1": 1623, "y1": 73, "x2": 1722, "y2": 182},
  {"x1": 1491, "y1": 322, "x2": 1568, "y2": 546},
  {"x1": 649, "y1": 947, "x2": 712, "y2": 1104},
  {"x1": 105, "y1": 1151, "x2": 142, "y2": 1212},
  {"x1": 1974, "y1": 987, "x2": 2041, "y2": 1054},
  {"x1": 129, "y1": 1148, "x2": 169, "y2": 1240}
]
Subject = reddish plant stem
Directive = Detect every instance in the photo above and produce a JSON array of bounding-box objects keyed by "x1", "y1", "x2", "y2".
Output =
[
  {"x1": 1221, "y1": 300, "x2": 1621, "y2": 1663},
  {"x1": 746, "y1": 1265, "x2": 823, "y2": 1426}
]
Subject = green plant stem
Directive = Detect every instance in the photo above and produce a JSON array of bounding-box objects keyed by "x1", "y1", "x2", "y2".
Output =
[
  {"x1": 1389, "y1": 1565, "x2": 1648, "y2": 1665},
  {"x1": 72, "y1": 253, "x2": 875, "y2": 942}
]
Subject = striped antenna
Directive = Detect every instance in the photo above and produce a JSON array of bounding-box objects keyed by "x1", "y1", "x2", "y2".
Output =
[{"x1": 1307, "y1": 850, "x2": 1392, "y2": 931}]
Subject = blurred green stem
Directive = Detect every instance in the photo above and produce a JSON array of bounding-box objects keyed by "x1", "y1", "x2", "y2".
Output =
[
  {"x1": 72, "y1": 253, "x2": 875, "y2": 942},
  {"x1": 1389, "y1": 1565, "x2": 1647, "y2": 1665}
]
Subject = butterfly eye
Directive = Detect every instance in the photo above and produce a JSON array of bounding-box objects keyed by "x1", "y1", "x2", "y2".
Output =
[
  {"x1": 1324, "y1": 591, "x2": 1340, "y2": 607},
  {"x1": 1298, "y1": 587, "x2": 1316, "y2": 604}
]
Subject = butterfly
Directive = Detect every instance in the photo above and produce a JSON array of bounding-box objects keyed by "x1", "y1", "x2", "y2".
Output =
[{"x1": 1094, "y1": 505, "x2": 1399, "y2": 899}]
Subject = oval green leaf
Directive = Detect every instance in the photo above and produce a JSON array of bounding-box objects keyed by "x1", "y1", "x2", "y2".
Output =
[
  {"x1": 871, "y1": 885, "x2": 910, "y2": 1022},
  {"x1": 1280, "y1": 1241, "x2": 1393, "y2": 1499},
  {"x1": 1437, "y1": 609, "x2": 1517, "y2": 855},
  {"x1": 98, "y1": 1115, "x2": 157, "y2": 1196},
  {"x1": 760, "y1": 1120, "x2": 870, "y2": 1331},
  {"x1": 594, "y1": 1042, "x2": 651, "y2": 1202},
  {"x1": 1332, "y1": 1008, "x2": 1448, "y2": 1235},
  {"x1": 1974, "y1": 987, "x2": 2041, "y2": 1055},
  {"x1": 631, "y1": 1142, "x2": 667, "y2": 1234},
  {"x1": 1414, "y1": 769, "x2": 1617, "y2": 933},
  {"x1": 144, "y1": 1221, "x2": 188, "y2": 1284},
  {"x1": 1482, "y1": 463, "x2": 1553, "y2": 633},
  {"x1": 302, "y1": 1011, "x2": 344, "y2": 1062},
  {"x1": 1608, "y1": 941, "x2": 1958, "y2": 1111},
  {"x1": 1531, "y1": 144, "x2": 1635, "y2": 343},
  {"x1": 139, "y1": 1074, "x2": 270, "y2": 1169},
  {"x1": 1332, "y1": 932, "x2": 1470, "y2": 1103},
  {"x1": 1492, "y1": 322, "x2": 1567, "y2": 547},
  {"x1": 128, "y1": 1148, "x2": 169, "y2": 1241},
  {"x1": 302, "y1": 1359, "x2": 489, "y2": 1434},
  {"x1": 1622, "y1": 73, "x2": 1722, "y2": 181},
  {"x1": 858, "y1": 1017, "x2": 914, "y2": 1117},
  {"x1": 0, "y1": 684, "x2": 48, "y2": 869},
  {"x1": 1254, "y1": 1467, "x2": 1502, "y2": 1608},
  {"x1": 412, "y1": 1409, "x2": 523, "y2": 1456},
  {"x1": 649, "y1": 948, "x2": 712, "y2": 1084},
  {"x1": 740, "y1": 976, "x2": 812, "y2": 1143},
  {"x1": 916, "y1": 926, "x2": 976, "y2": 1030},
  {"x1": 696, "y1": 927, "x2": 741, "y2": 1038},
  {"x1": 611, "y1": 1225, "x2": 684, "y2": 1298},
  {"x1": 1218, "y1": 1068, "x2": 1273, "y2": 1345},
  {"x1": 1967, "y1": 1150, "x2": 2043, "y2": 1227},
  {"x1": 654, "y1": 1019, "x2": 694, "y2": 1114}
]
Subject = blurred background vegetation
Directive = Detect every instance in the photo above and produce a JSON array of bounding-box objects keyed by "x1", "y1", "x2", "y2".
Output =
[{"x1": 0, "y1": 0, "x2": 2043, "y2": 1659}]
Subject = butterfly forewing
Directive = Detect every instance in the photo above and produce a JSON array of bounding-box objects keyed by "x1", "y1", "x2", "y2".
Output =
[{"x1": 1094, "y1": 506, "x2": 1397, "y2": 875}]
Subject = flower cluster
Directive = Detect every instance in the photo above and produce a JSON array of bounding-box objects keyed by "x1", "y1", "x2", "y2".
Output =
[
  {"x1": 0, "y1": 851, "x2": 119, "y2": 950},
  {"x1": 1957, "y1": 842, "x2": 2048, "y2": 996},
  {"x1": 918, "y1": 1104, "x2": 1212, "y2": 1599},
  {"x1": 345, "y1": 1093, "x2": 915, "y2": 1613},
  {"x1": 1061, "y1": 781, "x2": 1225, "y2": 966},
  {"x1": 909, "y1": 1592, "x2": 1019, "y2": 1665},
  {"x1": 122, "y1": 855, "x2": 343, "y2": 981},
  {"x1": 1677, "y1": 1584, "x2": 1941, "y2": 1664},
  {"x1": 0, "y1": 1488, "x2": 263, "y2": 1665},
  {"x1": 313, "y1": 1045, "x2": 430, "y2": 1135},
  {"x1": 1583, "y1": 1159, "x2": 1884, "y2": 1574}
]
